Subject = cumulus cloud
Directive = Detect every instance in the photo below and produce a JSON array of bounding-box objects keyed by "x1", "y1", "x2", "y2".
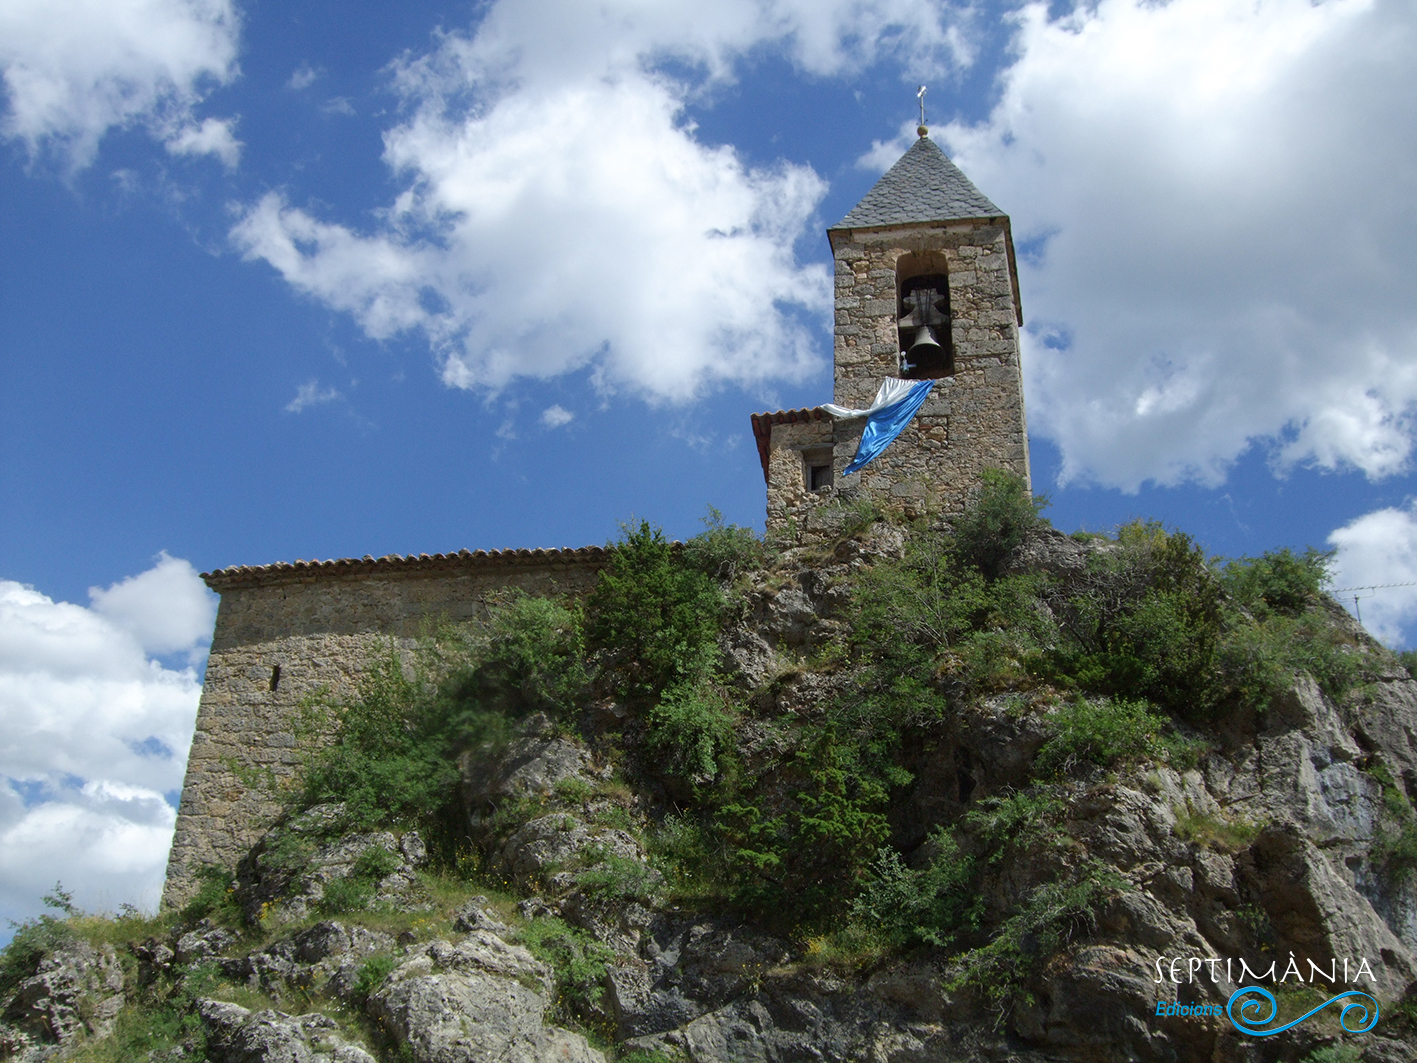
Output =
[
  {"x1": 231, "y1": 0, "x2": 975, "y2": 403},
  {"x1": 1328, "y1": 503, "x2": 1417, "y2": 647},
  {"x1": 540, "y1": 405, "x2": 574, "y2": 428},
  {"x1": 935, "y1": 0, "x2": 1417, "y2": 490},
  {"x1": 0, "y1": 0, "x2": 241, "y2": 172},
  {"x1": 88, "y1": 550, "x2": 217, "y2": 659},
  {"x1": 0, "y1": 557, "x2": 214, "y2": 928}
]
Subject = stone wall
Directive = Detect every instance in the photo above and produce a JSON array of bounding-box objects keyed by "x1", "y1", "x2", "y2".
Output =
[
  {"x1": 761, "y1": 414, "x2": 835, "y2": 531},
  {"x1": 761, "y1": 218, "x2": 1029, "y2": 534},
  {"x1": 162, "y1": 549, "x2": 607, "y2": 908}
]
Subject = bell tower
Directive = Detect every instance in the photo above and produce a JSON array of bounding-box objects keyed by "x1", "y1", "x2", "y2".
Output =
[{"x1": 752, "y1": 130, "x2": 1030, "y2": 533}]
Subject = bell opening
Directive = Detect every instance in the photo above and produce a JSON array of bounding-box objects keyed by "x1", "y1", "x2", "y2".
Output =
[{"x1": 896, "y1": 272, "x2": 953, "y2": 380}]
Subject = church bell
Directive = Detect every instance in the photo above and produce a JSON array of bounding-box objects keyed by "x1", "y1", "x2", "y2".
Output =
[{"x1": 900, "y1": 324, "x2": 945, "y2": 376}]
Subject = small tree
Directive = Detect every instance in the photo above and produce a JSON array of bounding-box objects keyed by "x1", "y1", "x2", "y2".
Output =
[
  {"x1": 953, "y1": 469, "x2": 1049, "y2": 579},
  {"x1": 584, "y1": 521, "x2": 722, "y2": 701}
]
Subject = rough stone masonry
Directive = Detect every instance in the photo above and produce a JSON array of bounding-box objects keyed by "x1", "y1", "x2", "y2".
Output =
[
  {"x1": 752, "y1": 132, "x2": 1030, "y2": 535},
  {"x1": 161, "y1": 549, "x2": 607, "y2": 907}
]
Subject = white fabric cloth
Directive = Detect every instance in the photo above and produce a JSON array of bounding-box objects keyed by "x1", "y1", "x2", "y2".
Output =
[{"x1": 821, "y1": 377, "x2": 919, "y2": 420}]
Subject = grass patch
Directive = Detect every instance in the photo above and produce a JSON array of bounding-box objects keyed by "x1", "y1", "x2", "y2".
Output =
[
  {"x1": 1173, "y1": 806, "x2": 1261, "y2": 853},
  {"x1": 315, "y1": 845, "x2": 403, "y2": 916},
  {"x1": 62, "y1": 961, "x2": 227, "y2": 1063}
]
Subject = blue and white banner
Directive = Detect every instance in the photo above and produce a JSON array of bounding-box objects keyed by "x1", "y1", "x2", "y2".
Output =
[{"x1": 823, "y1": 378, "x2": 936, "y2": 475}]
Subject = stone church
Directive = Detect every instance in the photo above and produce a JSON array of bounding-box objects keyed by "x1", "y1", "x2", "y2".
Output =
[{"x1": 162, "y1": 131, "x2": 1030, "y2": 906}]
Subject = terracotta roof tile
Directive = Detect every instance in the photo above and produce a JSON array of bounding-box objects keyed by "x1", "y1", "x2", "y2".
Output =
[
  {"x1": 202, "y1": 545, "x2": 611, "y2": 590},
  {"x1": 750, "y1": 406, "x2": 828, "y2": 482}
]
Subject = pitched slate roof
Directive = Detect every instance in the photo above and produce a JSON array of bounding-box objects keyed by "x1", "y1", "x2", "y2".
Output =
[{"x1": 831, "y1": 135, "x2": 1002, "y2": 231}]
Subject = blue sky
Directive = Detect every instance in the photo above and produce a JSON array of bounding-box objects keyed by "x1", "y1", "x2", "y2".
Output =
[{"x1": 2, "y1": 0, "x2": 1416, "y2": 932}]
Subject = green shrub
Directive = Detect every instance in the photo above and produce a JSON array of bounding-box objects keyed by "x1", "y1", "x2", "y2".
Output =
[
  {"x1": 352, "y1": 952, "x2": 400, "y2": 1003},
  {"x1": 1215, "y1": 611, "x2": 1362, "y2": 709},
  {"x1": 851, "y1": 829, "x2": 981, "y2": 948},
  {"x1": 179, "y1": 865, "x2": 244, "y2": 928},
  {"x1": 459, "y1": 591, "x2": 590, "y2": 718},
  {"x1": 719, "y1": 732, "x2": 891, "y2": 930},
  {"x1": 682, "y1": 506, "x2": 764, "y2": 583},
  {"x1": 296, "y1": 652, "x2": 463, "y2": 834},
  {"x1": 846, "y1": 529, "x2": 1047, "y2": 716},
  {"x1": 1368, "y1": 763, "x2": 1417, "y2": 884},
  {"x1": 1034, "y1": 697, "x2": 1174, "y2": 776},
  {"x1": 585, "y1": 521, "x2": 723, "y2": 700},
  {"x1": 646, "y1": 813, "x2": 726, "y2": 904},
  {"x1": 0, "y1": 885, "x2": 76, "y2": 995},
  {"x1": 963, "y1": 787, "x2": 1067, "y2": 866},
  {"x1": 1220, "y1": 547, "x2": 1332, "y2": 617},
  {"x1": 851, "y1": 532, "x2": 987, "y2": 656},
  {"x1": 1302, "y1": 1047, "x2": 1362, "y2": 1063},
  {"x1": 1045, "y1": 524, "x2": 1225, "y2": 718},
  {"x1": 950, "y1": 863, "x2": 1123, "y2": 1014},
  {"x1": 291, "y1": 584, "x2": 595, "y2": 852},
  {"x1": 577, "y1": 854, "x2": 657, "y2": 904},
  {"x1": 952, "y1": 468, "x2": 1049, "y2": 580},
  {"x1": 1399, "y1": 650, "x2": 1417, "y2": 681},
  {"x1": 516, "y1": 917, "x2": 615, "y2": 1016},
  {"x1": 645, "y1": 680, "x2": 739, "y2": 793}
]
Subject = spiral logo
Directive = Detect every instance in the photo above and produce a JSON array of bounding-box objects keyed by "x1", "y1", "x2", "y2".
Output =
[{"x1": 1226, "y1": 986, "x2": 1379, "y2": 1037}]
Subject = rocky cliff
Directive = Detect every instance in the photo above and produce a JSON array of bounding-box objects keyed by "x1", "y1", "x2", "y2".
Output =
[{"x1": 5, "y1": 499, "x2": 1417, "y2": 1063}]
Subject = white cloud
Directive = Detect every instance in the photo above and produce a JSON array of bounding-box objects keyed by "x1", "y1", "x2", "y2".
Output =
[
  {"x1": 1328, "y1": 503, "x2": 1417, "y2": 647},
  {"x1": 287, "y1": 62, "x2": 318, "y2": 90},
  {"x1": 934, "y1": 0, "x2": 1417, "y2": 491},
  {"x1": 540, "y1": 404, "x2": 574, "y2": 428},
  {"x1": 0, "y1": 557, "x2": 213, "y2": 928},
  {"x1": 163, "y1": 114, "x2": 240, "y2": 168},
  {"x1": 88, "y1": 550, "x2": 217, "y2": 659},
  {"x1": 231, "y1": 0, "x2": 976, "y2": 404},
  {"x1": 285, "y1": 379, "x2": 342, "y2": 413},
  {"x1": 0, "y1": 0, "x2": 241, "y2": 172}
]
